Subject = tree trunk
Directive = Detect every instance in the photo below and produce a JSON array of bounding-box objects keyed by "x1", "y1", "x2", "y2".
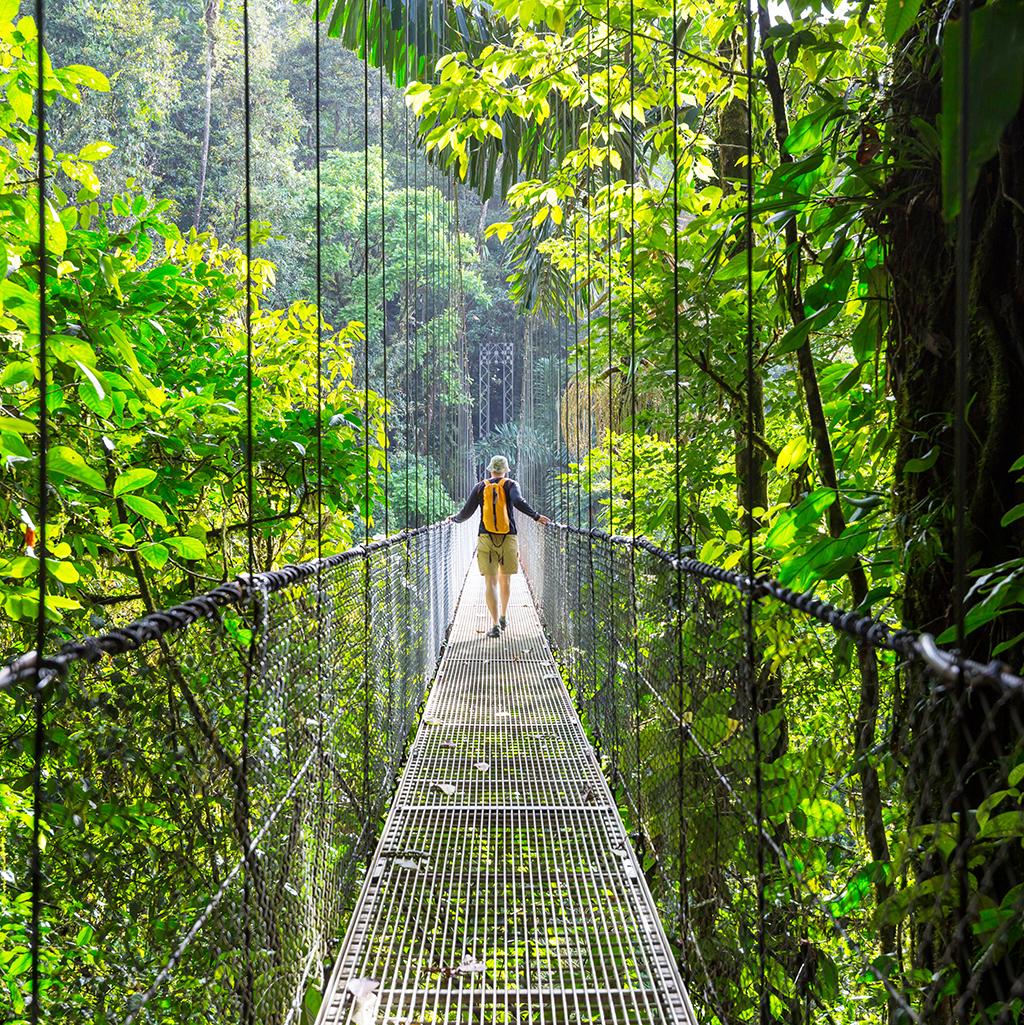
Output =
[
  {"x1": 886, "y1": 6, "x2": 1024, "y2": 1017},
  {"x1": 755, "y1": 1, "x2": 896, "y2": 996},
  {"x1": 194, "y1": 0, "x2": 220, "y2": 230}
]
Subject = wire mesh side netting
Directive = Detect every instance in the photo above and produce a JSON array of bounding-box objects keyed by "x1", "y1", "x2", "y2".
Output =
[
  {"x1": 520, "y1": 519, "x2": 1024, "y2": 1025},
  {"x1": 1, "y1": 523, "x2": 472, "y2": 1024}
]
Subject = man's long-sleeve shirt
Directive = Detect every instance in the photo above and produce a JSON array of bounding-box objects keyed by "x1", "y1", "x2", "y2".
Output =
[{"x1": 452, "y1": 478, "x2": 541, "y2": 535}]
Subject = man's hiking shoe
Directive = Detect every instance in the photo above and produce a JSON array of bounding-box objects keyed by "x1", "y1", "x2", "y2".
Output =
[
  {"x1": 486, "y1": 625, "x2": 501, "y2": 638},
  {"x1": 499, "y1": 615, "x2": 507, "y2": 631}
]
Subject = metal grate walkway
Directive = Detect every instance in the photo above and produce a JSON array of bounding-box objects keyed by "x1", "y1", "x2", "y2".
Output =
[{"x1": 317, "y1": 571, "x2": 696, "y2": 1024}]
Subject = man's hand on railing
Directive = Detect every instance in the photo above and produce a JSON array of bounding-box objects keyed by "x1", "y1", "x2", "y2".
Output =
[{"x1": 537, "y1": 515, "x2": 551, "y2": 525}]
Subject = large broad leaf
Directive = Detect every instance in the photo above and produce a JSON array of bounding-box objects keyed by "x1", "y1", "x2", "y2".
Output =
[
  {"x1": 122, "y1": 494, "x2": 169, "y2": 528},
  {"x1": 883, "y1": 0, "x2": 924, "y2": 44},
  {"x1": 313, "y1": 0, "x2": 587, "y2": 200},
  {"x1": 49, "y1": 446, "x2": 106, "y2": 491},
  {"x1": 164, "y1": 535, "x2": 207, "y2": 560},
  {"x1": 113, "y1": 468, "x2": 158, "y2": 497},
  {"x1": 941, "y1": 0, "x2": 1024, "y2": 220},
  {"x1": 784, "y1": 102, "x2": 840, "y2": 155}
]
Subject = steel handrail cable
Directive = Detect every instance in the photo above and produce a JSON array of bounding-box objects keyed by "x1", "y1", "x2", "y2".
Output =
[
  {"x1": 0, "y1": 522, "x2": 450, "y2": 690},
  {"x1": 540, "y1": 520, "x2": 1024, "y2": 693},
  {"x1": 8, "y1": 517, "x2": 1020, "y2": 695}
]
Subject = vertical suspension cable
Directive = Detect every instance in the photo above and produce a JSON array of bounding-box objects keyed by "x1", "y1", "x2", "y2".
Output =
[
  {"x1": 585, "y1": 15, "x2": 600, "y2": 740},
  {"x1": 670, "y1": 0, "x2": 689, "y2": 982},
  {"x1": 604, "y1": 0, "x2": 619, "y2": 783},
  {"x1": 572, "y1": 104, "x2": 582, "y2": 531},
  {"x1": 242, "y1": 1, "x2": 255, "y2": 582},
  {"x1": 314, "y1": 1, "x2": 324, "y2": 645},
  {"x1": 605, "y1": 0, "x2": 614, "y2": 535},
  {"x1": 743, "y1": 1, "x2": 768, "y2": 1021},
  {"x1": 953, "y1": 0, "x2": 971, "y2": 656},
  {"x1": 627, "y1": 0, "x2": 644, "y2": 854},
  {"x1": 586, "y1": 16, "x2": 594, "y2": 529},
  {"x1": 404, "y1": 53, "x2": 412, "y2": 527},
  {"x1": 361, "y1": 0, "x2": 371, "y2": 828},
  {"x1": 412, "y1": 79, "x2": 421, "y2": 528},
  {"x1": 376, "y1": 32, "x2": 396, "y2": 766},
  {"x1": 441, "y1": 173, "x2": 449, "y2": 506},
  {"x1": 312, "y1": 0, "x2": 327, "y2": 942},
  {"x1": 240, "y1": 0, "x2": 256, "y2": 1015},
  {"x1": 380, "y1": 39, "x2": 390, "y2": 537},
  {"x1": 953, "y1": 0, "x2": 973, "y2": 1005},
  {"x1": 30, "y1": 0, "x2": 48, "y2": 1018},
  {"x1": 425, "y1": 162, "x2": 433, "y2": 524}
]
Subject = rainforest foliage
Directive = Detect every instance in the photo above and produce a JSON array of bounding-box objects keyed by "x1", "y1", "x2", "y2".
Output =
[
  {"x1": 0, "y1": 0, "x2": 515, "y2": 662},
  {"x1": 2, "y1": 0, "x2": 1024, "y2": 1020},
  {"x1": 397, "y1": 0, "x2": 1024, "y2": 1020}
]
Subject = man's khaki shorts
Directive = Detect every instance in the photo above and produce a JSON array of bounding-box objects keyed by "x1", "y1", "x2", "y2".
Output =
[{"x1": 477, "y1": 532, "x2": 519, "y2": 576}]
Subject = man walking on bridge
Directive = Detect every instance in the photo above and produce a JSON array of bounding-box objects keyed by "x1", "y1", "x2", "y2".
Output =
[{"x1": 450, "y1": 455, "x2": 550, "y2": 638}]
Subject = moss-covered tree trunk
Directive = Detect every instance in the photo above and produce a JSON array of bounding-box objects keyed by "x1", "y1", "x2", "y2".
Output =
[{"x1": 886, "y1": 9, "x2": 1024, "y2": 1018}]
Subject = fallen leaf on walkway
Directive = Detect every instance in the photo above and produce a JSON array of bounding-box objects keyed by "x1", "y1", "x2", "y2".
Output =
[
  {"x1": 473, "y1": 761, "x2": 490, "y2": 772},
  {"x1": 432, "y1": 782, "x2": 457, "y2": 797},
  {"x1": 346, "y1": 977, "x2": 379, "y2": 1002},
  {"x1": 456, "y1": 953, "x2": 487, "y2": 974}
]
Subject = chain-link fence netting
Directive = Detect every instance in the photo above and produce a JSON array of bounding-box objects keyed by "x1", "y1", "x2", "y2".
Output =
[
  {"x1": 520, "y1": 519, "x2": 1024, "y2": 1025},
  {"x1": 1, "y1": 523, "x2": 472, "y2": 1024}
]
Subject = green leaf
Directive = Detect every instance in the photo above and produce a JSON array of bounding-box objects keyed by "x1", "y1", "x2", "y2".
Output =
[
  {"x1": 1, "y1": 430, "x2": 31, "y2": 459},
  {"x1": 776, "y1": 314, "x2": 817, "y2": 356},
  {"x1": 49, "y1": 446, "x2": 106, "y2": 491},
  {"x1": 784, "y1": 103, "x2": 838, "y2": 155},
  {"x1": 164, "y1": 535, "x2": 207, "y2": 560},
  {"x1": 113, "y1": 468, "x2": 158, "y2": 497},
  {"x1": 137, "y1": 542, "x2": 169, "y2": 570},
  {"x1": 941, "y1": 0, "x2": 1024, "y2": 220},
  {"x1": 61, "y1": 64, "x2": 111, "y2": 92},
  {"x1": 80, "y1": 140, "x2": 114, "y2": 162},
  {"x1": 5, "y1": 79, "x2": 32, "y2": 122},
  {"x1": 1000, "y1": 503, "x2": 1024, "y2": 528},
  {"x1": 44, "y1": 199, "x2": 67, "y2": 258},
  {"x1": 796, "y1": 797, "x2": 847, "y2": 838},
  {"x1": 851, "y1": 303, "x2": 882, "y2": 364},
  {"x1": 883, "y1": 0, "x2": 924, "y2": 44},
  {"x1": 766, "y1": 488, "x2": 836, "y2": 550},
  {"x1": 0, "y1": 415, "x2": 37, "y2": 434},
  {"x1": 122, "y1": 494, "x2": 169, "y2": 528},
  {"x1": 51, "y1": 560, "x2": 79, "y2": 584},
  {"x1": 776, "y1": 436, "x2": 810, "y2": 471},
  {"x1": 904, "y1": 446, "x2": 939, "y2": 473},
  {"x1": 74, "y1": 360, "x2": 106, "y2": 401},
  {"x1": 804, "y1": 261, "x2": 853, "y2": 316},
  {"x1": 979, "y1": 811, "x2": 1024, "y2": 840}
]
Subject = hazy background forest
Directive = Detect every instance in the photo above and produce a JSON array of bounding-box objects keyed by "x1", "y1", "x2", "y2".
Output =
[{"x1": 49, "y1": 0, "x2": 525, "y2": 525}]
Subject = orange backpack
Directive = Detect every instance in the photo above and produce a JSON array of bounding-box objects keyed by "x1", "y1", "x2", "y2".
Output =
[{"x1": 481, "y1": 479, "x2": 511, "y2": 534}]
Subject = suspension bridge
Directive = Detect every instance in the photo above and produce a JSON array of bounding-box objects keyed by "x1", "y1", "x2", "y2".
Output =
[
  {"x1": 5, "y1": 511, "x2": 1023, "y2": 1023},
  {"x1": 4, "y1": 0, "x2": 1024, "y2": 1020}
]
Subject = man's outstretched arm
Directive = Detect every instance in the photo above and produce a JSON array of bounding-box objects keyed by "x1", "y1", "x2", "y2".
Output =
[
  {"x1": 450, "y1": 485, "x2": 481, "y2": 523},
  {"x1": 508, "y1": 481, "x2": 550, "y2": 524}
]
